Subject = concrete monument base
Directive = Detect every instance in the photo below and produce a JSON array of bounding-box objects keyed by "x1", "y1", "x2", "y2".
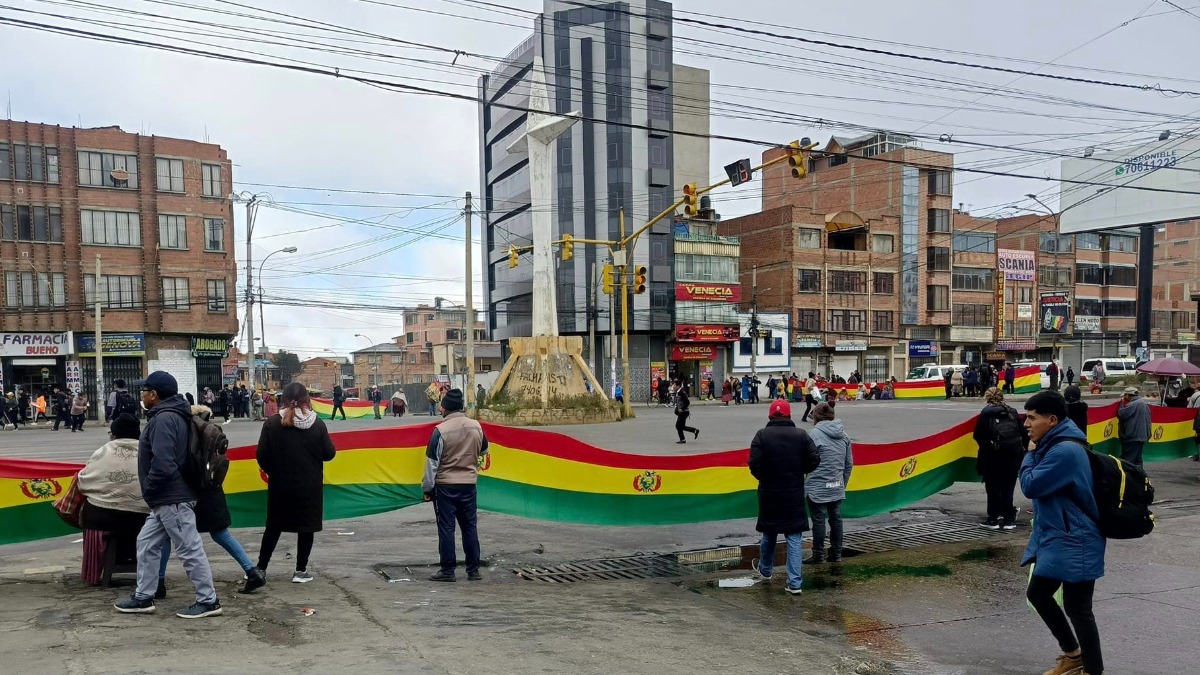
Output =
[{"x1": 483, "y1": 336, "x2": 619, "y2": 426}]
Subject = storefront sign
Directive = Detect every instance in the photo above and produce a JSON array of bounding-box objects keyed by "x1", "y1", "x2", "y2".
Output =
[
  {"x1": 996, "y1": 274, "x2": 1006, "y2": 339},
  {"x1": 794, "y1": 335, "x2": 822, "y2": 349},
  {"x1": 699, "y1": 361, "x2": 713, "y2": 397},
  {"x1": 0, "y1": 332, "x2": 73, "y2": 357},
  {"x1": 998, "y1": 248, "x2": 1035, "y2": 281},
  {"x1": 649, "y1": 362, "x2": 667, "y2": 392},
  {"x1": 1178, "y1": 332, "x2": 1197, "y2": 344},
  {"x1": 191, "y1": 336, "x2": 231, "y2": 358},
  {"x1": 674, "y1": 324, "x2": 739, "y2": 342},
  {"x1": 670, "y1": 344, "x2": 718, "y2": 361},
  {"x1": 76, "y1": 333, "x2": 146, "y2": 357},
  {"x1": 675, "y1": 282, "x2": 741, "y2": 303},
  {"x1": 1039, "y1": 292, "x2": 1071, "y2": 335},
  {"x1": 985, "y1": 351, "x2": 1006, "y2": 362},
  {"x1": 1074, "y1": 316, "x2": 1101, "y2": 332},
  {"x1": 996, "y1": 339, "x2": 1037, "y2": 351},
  {"x1": 65, "y1": 361, "x2": 82, "y2": 392},
  {"x1": 908, "y1": 340, "x2": 939, "y2": 358},
  {"x1": 1017, "y1": 304, "x2": 1033, "y2": 320},
  {"x1": 834, "y1": 340, "x2": 868, "y2": 352}
]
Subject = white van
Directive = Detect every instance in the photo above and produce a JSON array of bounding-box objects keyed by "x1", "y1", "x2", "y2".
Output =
[
  {"x1": 906, "y1": 364, "x2": 959, "y2": 382},
  {"x1": 1013, "y1": 360, "x2": 1061, "y2": 390},
  {"x1": 1081, "y1": 358, "x2": 1138, "y2": 382}
]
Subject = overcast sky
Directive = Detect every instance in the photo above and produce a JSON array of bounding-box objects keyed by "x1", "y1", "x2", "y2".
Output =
[{"x1": 3, "y1": 0, "x2": 1198, "y2": 358}]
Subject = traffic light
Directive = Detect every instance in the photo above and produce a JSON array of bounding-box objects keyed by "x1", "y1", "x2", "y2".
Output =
[
  {"x1": 787, "y1": 138, "x2": 809, "y2": 180},
  {"x1": 508, "y1": 245, "x2": 519, "y2": 269},
  {"x1": 632, "y1": 265, "x2": 648, "y2": 294},
  {"x1": 601, "y1": 264, "x2": 614, "y2": 295},
  {"x1": 561, "y1": 234, "x2": 574, "y2": 262},
  {"x1": 682, "y1": 183, "x2": 699, "y2": 217}
]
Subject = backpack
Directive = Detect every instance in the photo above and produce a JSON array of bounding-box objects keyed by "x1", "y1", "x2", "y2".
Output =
[
  {"x1": 1074, "y1": 443, "x2": 1155, "y2": 539},
  {"x1": 167, "y1": 409, "x2": 230, "y2": 491},
  {"x1": 990, "y1": 405, "x2": 1025, "y2": 456},
  {"x1": 112, "y1": 390, "x2": 137, "y2": 418}
]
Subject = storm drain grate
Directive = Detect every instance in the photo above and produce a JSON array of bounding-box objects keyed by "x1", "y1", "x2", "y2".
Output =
[
  {"x1": 513, "y1": 554, "x2": 692, "y2": 583},
  {"x1": 841, "y1": 519, "x2": 1013, "y2": 556}
]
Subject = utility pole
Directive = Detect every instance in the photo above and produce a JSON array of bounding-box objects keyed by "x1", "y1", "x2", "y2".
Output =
[
  {"x1": 94, "y1": 254, "x2": 103, "y2": 420},
  {"x1": 619, "y1": 210, "x2": 632, "y2": 418},
  {"x1": 588, "y1": 261, "x2": 597, "y2": 376},
  {"x1": 750, "y1": 265, "x2": 758, "y2": 379},
  {"x1": 609, "y1": 254, "x2": 617, "y2": 399},
  {"x1": 465, "y1": 191, "x2": 476, "y2": 410},
  {"x1": 1136, "y1": 224, "x2": 1155, "y2": 360},
  {"x1": 243, "y1": 195, "x2": 259, "y2": 392}
]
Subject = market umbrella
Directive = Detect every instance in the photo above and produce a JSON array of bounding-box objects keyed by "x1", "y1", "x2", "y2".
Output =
[{"x1": 1135, "y1": 357, "x2": 1200, "y2": 377}]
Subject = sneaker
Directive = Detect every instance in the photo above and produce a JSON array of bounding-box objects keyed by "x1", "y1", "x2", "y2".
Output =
[
  {"x1": 429, "y1": 571, "x2": 456, "y2": 582},
  {"x1": 176, "y1": 601, "x2": 223, "y2": 619},
  {"x1": 750, "y1": 558, "x2": 771, "y2": 580},
  {"x1": 291, "y1": 570, "x2": 313, "y2": 583},
  {"x1": 693, "y1": 429, "x2": 699, "y2": 440},
  {"x1": 979, "y1": 519, "x2": 1001, "y2": 530},
  {"x1": 155, "y1": 578, "x2": 167, "y2": 600},
  {"x1": 809, "y1": 551, "x2": 826, "y2": 564},
  {"x1": 675, "y1": 440, "x2": 686, "y2": 444},
  {"x1": 785, "y1": 586, "x2": 803, "y2": 595},
  {"x1": 240, "y1": 568, "x2": 266, "y2": 594},
  {"x1": 1042, "y1": 653, "x2": 1083, "y2": 675},
  {"x1": 113, "y1": 596, "x2": 156, "y2": 614},
  {"x1": 467, "y1": 570, "x2": 483, "y2": 581},
  {"x1": 1001, "y1": 520, "x2": 1018, "y2": 530}
]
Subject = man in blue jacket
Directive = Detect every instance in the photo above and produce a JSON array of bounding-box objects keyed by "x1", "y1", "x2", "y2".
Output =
[
  {"x1": 114, "y1": 371, "x2": 221, "y2": 619},
  {"x1": 1020, "y1": 390, "x2": 1105, "y2": 675}
]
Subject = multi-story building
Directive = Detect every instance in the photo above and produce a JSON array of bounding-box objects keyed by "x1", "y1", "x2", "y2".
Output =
[
  {"x1": 296, "y1": 356, "x2": 351, "y2": 396},
  {"x1": 351, "y1": 342, "x2": 407, "y2": 390},
  {"x1": 669, "y1": 206, "x2": 741, "y2": 385},
  {"x1": 478, "y1": 0, "x2": 710, "y2": 396},
  {"x1": 352, "y1": 303, "x2": 500, "y2": 389},
  {"x1": 0, "y1": 121, "x2": 237, "y2": 415}
]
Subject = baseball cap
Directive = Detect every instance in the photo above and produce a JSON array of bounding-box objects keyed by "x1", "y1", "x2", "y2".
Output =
[
  {"x1": 769, "y1": 398, "x2": 791, "y2": 419},
  {"x1": 133, "y1": 371, "x2": 179, "y2": 398},
  {"x1": 1123, "y1": 386, "x2": 1140, "y2": 397}
]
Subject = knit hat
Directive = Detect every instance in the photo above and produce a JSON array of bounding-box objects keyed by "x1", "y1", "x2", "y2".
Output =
[
  {"x1": 441, "y1": 388, "x2": 465, "y2": 413},
  {"x1": 768, "y1": 399, "x2": 791, "y2": 419},
  {"x1": 812, "y1": 402, "x2": 835, "y2": 422},
  {"x1": 109, "y1": 413, "x2": 140, "y2": 440}
]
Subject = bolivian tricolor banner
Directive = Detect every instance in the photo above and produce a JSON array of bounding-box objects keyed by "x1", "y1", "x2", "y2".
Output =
[
  {"x1": 813, "y1": 366, "x2": 1040, "y2": 400},
  {"x1": 2, "y1": 403, "x2": 1195, "y2": 545},
  {"x1": 311, "y1": 397, "x2": 377, "y2": 420}
]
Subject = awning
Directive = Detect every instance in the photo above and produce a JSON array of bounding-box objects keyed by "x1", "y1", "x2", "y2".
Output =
[
  {"x1": 10, "y1": 358, "x2": 58, "y2": 366},
  {"x1": 825, "y1": 210, "x2": 868, "y2": 233}
]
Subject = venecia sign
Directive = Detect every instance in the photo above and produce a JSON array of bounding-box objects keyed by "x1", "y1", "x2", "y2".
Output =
[
  {"x1": 0, "y1": 332, "x2": 73, "y2": 357},
  {"x1": 675, "y1": 283, "x2": 741, "y2": 303}
]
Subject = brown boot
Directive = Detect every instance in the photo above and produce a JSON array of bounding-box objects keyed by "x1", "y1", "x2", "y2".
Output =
[{"x1": 1043, "y1": 653, "x2": 1083, "y2": 675}]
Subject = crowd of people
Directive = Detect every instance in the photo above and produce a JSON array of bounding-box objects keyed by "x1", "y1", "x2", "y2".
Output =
[{"x1": 0, "y1": 386, "x2": 91, "y2": 431}]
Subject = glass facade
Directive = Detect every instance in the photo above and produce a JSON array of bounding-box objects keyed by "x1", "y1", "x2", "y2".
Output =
[{"x1": 900, "y1": 166, "x2": 919, "y2": 324}]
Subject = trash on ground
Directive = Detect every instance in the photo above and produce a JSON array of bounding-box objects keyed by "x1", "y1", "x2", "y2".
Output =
[
  {"x1": 717, "y1": 576, "x2": 760, "y2": 588},
  {"x1": 335, "y1": 531, "x2": 354, "y2": 536},
  {"x1": 300, "y1": 608, "x2": 315, "y2": 616}
]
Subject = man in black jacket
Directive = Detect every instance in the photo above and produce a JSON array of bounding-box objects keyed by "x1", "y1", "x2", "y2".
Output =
[
  {"x1": 51, "y1": 386, "x2": 70, "y2": 431},
  {"x1": 748, "y1": 399, "x2": 821, "y2": 594},
  {"x1": 973, "y1": 387, "x2": 1029, "y2": 530},
  {"x1": 114, "y1": 371, "x2": 221, "y2": 619},
  {"x1": 674, "y1": 386, "x2": 698, "y2": 444}
]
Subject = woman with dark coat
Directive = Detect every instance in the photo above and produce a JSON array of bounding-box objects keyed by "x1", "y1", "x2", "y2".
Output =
[
  {"x1": 253, "y1": 382, "x2": 336, "y2": 584},
  {"x1": 972, "y1": 387, "x2": 1028, "y2": 529}
]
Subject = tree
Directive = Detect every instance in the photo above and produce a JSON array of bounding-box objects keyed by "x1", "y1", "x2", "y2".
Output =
[{"x1": 273, "y1": 350, "x2": 302, "y2": 385}]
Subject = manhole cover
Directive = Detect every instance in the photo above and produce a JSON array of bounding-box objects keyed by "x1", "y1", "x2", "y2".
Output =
[
  {"x1": 841, "y1": 519, "x2": 1014, "y2": 556},
  {"x1": 513, "y1": 554, "x2": 692, "y2": 582}
]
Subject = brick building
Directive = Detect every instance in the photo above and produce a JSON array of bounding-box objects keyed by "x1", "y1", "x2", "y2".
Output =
[
  {"x1": 0, "y1": 121, "x2": 237, "y2": 414},
  {"x1": 297, "y1": 356, "x2": 350, "y2": 395}
]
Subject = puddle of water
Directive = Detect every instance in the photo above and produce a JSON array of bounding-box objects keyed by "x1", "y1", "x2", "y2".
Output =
[{"x1": 954, "y1": 547, "x2": 1002, "y2": 562}]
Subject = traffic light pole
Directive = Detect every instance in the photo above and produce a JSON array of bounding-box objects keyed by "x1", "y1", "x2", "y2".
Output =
[{"x1": 619, "y1": 209, "x2": 633, "y2": 419}]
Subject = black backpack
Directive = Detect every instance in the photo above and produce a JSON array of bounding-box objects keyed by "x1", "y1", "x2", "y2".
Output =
[
  {"x1": 1072, "y1": 442, "x2": 1155, "y2": 539},
  {"x1": 167, "y1": 409, "x2": 230, "y2": 490},
  {"x1": 990, "y1": 405, "x2": 1025, "y2": 456},
  {"x1": 113, "y1": 390, "x2": 137, "y2": 418}
]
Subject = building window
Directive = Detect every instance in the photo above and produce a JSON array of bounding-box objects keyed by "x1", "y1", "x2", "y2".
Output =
[
  {"x1": 1038, "y1": 264, "x2": 1072, "y2": 287},
  {"x1": 926, "y1": 246, "x2": 950, "y2": 271},
  {"x1": 927, "y1": 208, "x2": 950, "y2": 233},
  {"x1": 952, "y1": 230, "x2": 995, "y2": 253},
  {"x1": 796, "y1": 308, "x2": 820, "y2": 332},
  {"x1": 873, "y1": 310, "x2": 894, "y2": 333},
  {"x1": 1103, "y1": 299, "x2": 1136, "y2": 317},
  {"x1": 828, "y1": 154, "x2": 848, "y2": 168},
  {"x1": 872, "y1": 272, "x2": 894, "y2": 295},
  {"x1": 927, "y1": 285, "x2": 949, "y2": 311},
  {"x1": 1102, "y1": 234, "x2": 1137, "y2": 253},
  {"x1": 952, "y1": 266, "x2": 994, "y2": 291},
  {"x1": 1076, "y1": 232, "x2": 1101, "y2": 250},
  {"x1": 161, "y1": 277, "x2": 190, "y2": 310},
  {"x1": 1075, "y1": 263, "x2": 1103, "y2": 285},
  {"x1": 206, "y1": 280, "x2": 227, "y2": 311},
  {"x1": 1039, "y1": 232, "x2": 1073, "y2": 253},
  {"x1": 1, "y1": 205, "x2": 62, "y2": 243},
  {"x1": 763, "y1": 336, "x2": 784, "y2": 355},
  {"x1": 158, "y1": 215, "x2": 187, "y2": 250},
  {"x1": 202, "y1": 163, "x2": 222, "y2": 197},
  {"x1": 156, "y1": 158, "x2": 185, "y2": 192},
  {"x1": 1106, "y1": 265, "x2": 1136, "y2": 286},
  {"x1": 1075, "y1": 298, "x2": 1102, "y2": 316},
  {"x1": 828, "y1": 310, "x2": 867, "y2": 334},
  {"x1": 5, "y1": 272, "x2": 65, "y2": 308},
  {"x1": 78, "y1": 151, "x2": 138, "y2": 188},
  {"x1": 952, "y1": 303, "x2": 992, "y2": 327},
  {"x1": 80, "y1": 210, "x2": 142, "y2": 246},
  {"x1": 84, "y1": 274, "x2": 143, "y2": 309},
  {"x1": 927, "y1": 169, "x2": 951, "y2": 195},
  {"x1": 1018, "y1": 286, "x2": 1034, "y2": 303},
  {"x1": 872, "y1": 234, "x2": 894, "y2": 253},
  {"x1": 828, "y1": 270, "x2": 867, "y2": 294},
  {"x1": 2, "y1": 143, "x2": 58, "y2": 183},
  {"x1": 797, "y1": 268, "x2": 820, "y2": 293},
  {"x1": 204, "y1": 218, "x2": 225, "y2": 251},
  {"x1": 797, "y1": 228, "x2": 822, "y2": 249}
]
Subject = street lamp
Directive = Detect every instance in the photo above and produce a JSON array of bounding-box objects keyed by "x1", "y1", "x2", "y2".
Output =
[
  {"x1": 354, "y1": 333, "x2": 378, "y2": 388},
  {"x1": 229, "y1": 191, "x2": 272, "y2": 393},
  {"x1": 256, "y1": 246, "x2": 298, "y2": 387},
  {"x1": 1027, "y1": 195, "x2": 1064, "y2": 365},
  {"x1": 434, "y1": 296, "x2": 476, "y2": 406}
]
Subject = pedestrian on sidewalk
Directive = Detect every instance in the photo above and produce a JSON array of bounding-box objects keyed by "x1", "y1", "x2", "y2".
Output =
[
  {"x1": 253, "y1": 382, "x2": 337, "y2": 585},
  {"x1": 1065, "y1": 366, "x2": 1076, "y2": 387},
  {"x1": 52, "y1": 386, "x2": 70, "y2": 431},
  {"x1": 1020, "y1": 390, "x2": 1105, "y2": 675},
  {"x1": 0, "y1": 393, "x2": 11, "y2": 430},
  {"x1": 1047, "y1": 361, "x2": 1060, "y2": 391},
  {"x1": 721, "y1": 378, "x2": 732, "y2": 406},
  {"x1": 944, "y1": 369, "x2": 955, "y2": 400},
  {"x1": 1089, "y1": 362, "x2": 1106, "y2": 395},
  {"x1": 113, "y1": 371, "x2": 221, "y2": 619},
  {"x1": 674, "y1": 386, "x2": 699, "y2": 444},
  {"x1": 806, "y1": 403, "x2": 852, "y2": 563},
  {"x1": 973, "y1": 387, "x2": 1027, "y2": 530},
  {"x1": 331, "y1": 385, "x2": 347, "y2": 420},
  {"x1": 1004, "y1": 363, "x2": 1016, "y2": 394},
  {"x1": 1116, "y1": 386, "x2": 1150, "y2": 466},
  {"x1": 218, "y1": 385, "x2": 233, "y2": 424},
  {"x1": 422, "y1": 388, "x2": 488, "y2": 582},
  {"x1": 1064, "y1": 386, "x2": 1088, "y2": 437},
  {"x1": 748, "y1": 399, "x2": 820, "y2": 595}
]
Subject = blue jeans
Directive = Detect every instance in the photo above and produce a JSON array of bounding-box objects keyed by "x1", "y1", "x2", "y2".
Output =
[
  {"x1": 434, "y1": 484, "x2": 480, "y2": 576},
  {"x1": 758, "y1": 532, "x2": 804, "y2": 590},
  {"x1": 159, "y1": 528, "x2": 255, "y2": 578}
]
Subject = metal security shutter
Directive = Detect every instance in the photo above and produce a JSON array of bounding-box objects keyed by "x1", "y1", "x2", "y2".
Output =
[{"x1": 82, "y1": 357, "x2": 143, "y2": 420}]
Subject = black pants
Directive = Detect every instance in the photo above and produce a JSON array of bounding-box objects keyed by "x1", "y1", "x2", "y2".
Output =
[
  {"x1": 801, "y1": 394, "x2": 814, "y2": 421},
  {"x1": 331, "y1": 402, "x2": 346, "y2": 420},
  {"x1": 257, "y1": 529, "x2": 314, "y2": 573},
  {"x1": 675, "y1": 411, "x2": 697, "y2": 441},
  {"x1": 807, "y1": 498, "x2": 843, "y2": 554},
  {"x1": 71, "y1": 413, "x2": 84, "y2": 431},
  {"x1": 53, "y1": 412, "x2": 69, "y2": 431},
  {"x1": 1004, "y1": 381, "x2": 1014, "y2": 394},
  {"x1": 434, "y1": 484, "x2": 480, "y2": 575},
  {"x1": 1121, "y1": 440, "x2": 1144, "y2": 467},
  {"x1": 983, "y1": 470, "x2": 1018, "y2": 522},
  {"x1": 1027, "y1": 575, "x2": 1103, "y2": 674},
  {"x1": 945, "y1": 384, "x2": 953, "y2": 399}
]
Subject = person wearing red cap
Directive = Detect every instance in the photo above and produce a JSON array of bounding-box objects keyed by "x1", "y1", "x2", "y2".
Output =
[{"x1": 748, "y1": 398, "x2": 821, "y2": 594}]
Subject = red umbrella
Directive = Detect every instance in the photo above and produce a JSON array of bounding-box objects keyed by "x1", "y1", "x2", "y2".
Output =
[{"x1": 1135, "y1": 357, "x2": 1200, "y2": 377}]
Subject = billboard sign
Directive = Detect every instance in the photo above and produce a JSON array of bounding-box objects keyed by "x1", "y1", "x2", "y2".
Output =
[
  {"x1": 908, "y1": 341, "x2": 939, "y2": 358},
  {"x1": 674, "y1": 324, "x2": 739, "y2": 342},
  {"x1": 997, "y1": 249, "x2": 1035, "y2": 281},
  {"x1": 1059, "y1": 138, "x2": 1200, "y2": 233},
  {"x1": 77, "y1": 333, "x2": 145, "y2": 357},
  {"x1": 1039, "y1": 292, "x2": 1071, "y2": 335},
  {"x1": 670, "y1": 344, "x2": 718, "y2": 361},
  {"x1": 675, "y1": 282, "x2": 741, "y2": 303}
]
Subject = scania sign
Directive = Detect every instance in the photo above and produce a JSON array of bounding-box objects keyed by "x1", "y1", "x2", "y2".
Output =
[{"x1": 675, "y1": 283, "x2": 741, "y2": 303}]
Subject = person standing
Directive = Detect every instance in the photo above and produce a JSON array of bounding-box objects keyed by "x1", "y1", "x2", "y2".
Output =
[
  {"x1": 331, "y1": 385, "x2": 347, "y2": 421},
  {"x1": 806, "y1": 403, "x2": 852, "y2": 563},
  {"x1": 1089, "y1": 362, "x2": 1106, "y2": 395},
  {"x1": 370, "y1": 386, "x2": 383, "y2": 419},
  {"x1": 944, "y1": 369, "x2": 955, "y2": 400},
  {"x1": 1064, "y1": 386, "x2": 1089, "y2": 437},
  {"x1": 1047, "y1": 361, "x2": 1060, "y2": 391},
  {"x1": 748, "y1": 399, "x2": 821, "y2": 594},
  {"x1": 951, "y1": 368, "x2": 964, "y2": 397},
  {"x1": 1065, "y1": 366, "x2": 1076, "y2": 387},
  {"x1": 251, "y1": 389, "x2": 264, "y2": 421},
  {"x1": 973, "y1": 388, "x2": 1028, "y2": 530},
  {"x1": 51, "y1": 386, "x2": 70, "y2": 431},
  {"x1": 1116, "y1": 386, "x2": 1151, "y2": 466},
  {"x1": 674, "y1": 386, "x2": 699, "y2": 444},
  {"x1": 218, "y1": 385, "x2": 233, "y2": 424},
  {"x1": 720, "y1": 378, "x2": 732, "y2": 406},
  {"x1": 202, "y1": 387, "x2": 215, "y2": 408},
  {"x1": 392, "y1": 389, "x2": 408, "y2": 417},
  {"x1": 70, "y1": 390, "x2": 89, "y2": 432},
  {"x1": 422, "y1": 389, "x2": 488, "y2": 582},
  {"x1": 113, "y1": 371, "x2": 221, "y2": 619},
  {"x1": 253, "y1": 382, "x2": 337, "y2": 584},
  {"x1": 613, "y1": 383, "x2": 623, "y2": 406},
  {"x1": 1020, "y1": 390, "x2": 1105, "y2": 675}
]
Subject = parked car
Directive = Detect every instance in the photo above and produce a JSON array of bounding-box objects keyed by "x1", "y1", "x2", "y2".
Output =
[
  {"x1": 906, "y1": 364, "x2": 959, "y2": 382},
  {"x1": 1013, "y1": 359, "x2": 1062, "y2": 389},
  {"x1": 1080, "y1": 358, "x2": 1138, "y2": 383}
]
